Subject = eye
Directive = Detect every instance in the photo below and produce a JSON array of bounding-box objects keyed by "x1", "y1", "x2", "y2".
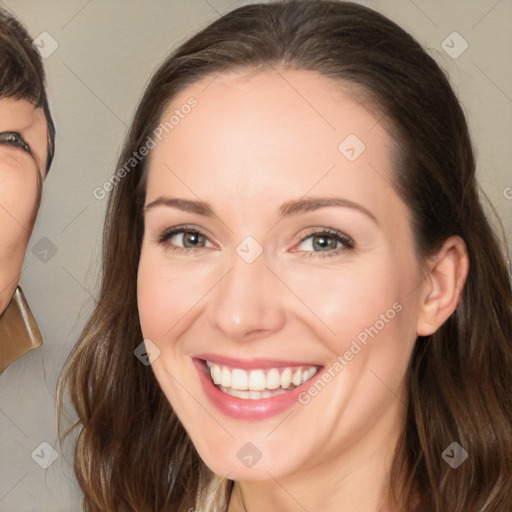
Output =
[
  {"x1": 0, "y1": 132, "x2": 31, "y2": 153},
  {"x1": 155, "y1": 225, "x2": 354, "y2": 258},
  {"x1": 294, "y1": 228, "x2": 354, "y2": 258},
  {"x1": 157, "y1": 225, "x2": 215, "y2": 254}
]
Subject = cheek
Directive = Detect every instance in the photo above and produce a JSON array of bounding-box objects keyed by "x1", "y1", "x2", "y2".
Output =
[
  {"x1": 0, "y1": 171, "x2": 39, "y2": 311},
  {"x1": 0, "y1": 172, "x2": 38, "y2": 255},
  {"x1": 284, "y1": 263, "x2": 417, "y2": 439},
  {"x1": 0, "y1": 167, "x2": 39, "y2": 228},
  {"x1": 280, "y1": 253, "x2": 420, "y2": 416},
  {"x1": 282, "y1": 257, "x2": 409, "y2": 352},
  {"x1": 137, "y1": 260, "x2": 171, "y2": 340},
  {"x1": 137, "y1": 248, "x2": 213, "y2": 340},
  {"x1": 136, "y1": 247, "x2": 221, "y2": 417}
]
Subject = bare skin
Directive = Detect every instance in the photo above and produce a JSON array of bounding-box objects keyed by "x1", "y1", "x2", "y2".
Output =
[{"x1": 0, "y1": 98, "x2": 48, "y2": 314}]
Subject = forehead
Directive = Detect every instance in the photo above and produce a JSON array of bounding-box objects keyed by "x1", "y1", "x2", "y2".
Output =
[{"x1": 146, "y1": 69, "x2": 403, "y2": 222}]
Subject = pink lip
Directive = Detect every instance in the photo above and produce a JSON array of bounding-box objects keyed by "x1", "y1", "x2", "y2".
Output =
[
  {"x1": 194, "y1": 352, "x2": 319, "y2": 370},
  {"x1": 193, "y1": 358, "x2": 323, "y2": 420}
]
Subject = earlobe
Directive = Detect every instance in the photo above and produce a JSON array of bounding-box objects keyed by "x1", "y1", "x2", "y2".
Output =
[{"x1": 416, "y1": 236, "x2": 469, "y2": 336}]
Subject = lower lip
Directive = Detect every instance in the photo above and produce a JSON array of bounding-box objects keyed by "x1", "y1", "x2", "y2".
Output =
[{"x1": 194, "y1": 358, "x2": 321, "y2": 420}]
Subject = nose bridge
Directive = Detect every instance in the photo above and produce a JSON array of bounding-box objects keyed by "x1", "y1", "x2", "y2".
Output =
[{"x1": 208, "y1": 243, "x2": 285, "y2": 341}]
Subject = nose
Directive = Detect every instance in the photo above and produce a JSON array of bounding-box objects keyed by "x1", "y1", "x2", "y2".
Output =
[{"x1": 207, "y1": 249, "x2": 286, "y2": 343}]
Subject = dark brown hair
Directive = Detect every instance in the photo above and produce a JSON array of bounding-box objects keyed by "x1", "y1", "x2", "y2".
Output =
[
  {"x1": 0, "y1": 8, "x2": 55, "y2": 172},
  {"x1": 58, "y1": 1, "x2": 512, "y2": 510}
]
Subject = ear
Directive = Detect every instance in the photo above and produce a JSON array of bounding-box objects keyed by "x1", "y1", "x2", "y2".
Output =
[{"x1": 416, "y1": 235, "x2": 469, "y2": 336}]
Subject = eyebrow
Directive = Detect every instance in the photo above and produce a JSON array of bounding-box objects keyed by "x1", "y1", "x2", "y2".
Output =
[{"x1": 144, "y1": 196, "x2": 378, "y2": 224}]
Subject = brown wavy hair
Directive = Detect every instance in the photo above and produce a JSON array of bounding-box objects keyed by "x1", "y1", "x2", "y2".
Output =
[{"x1": 58, "y1": 1, "x2": 512, "y2": 510}]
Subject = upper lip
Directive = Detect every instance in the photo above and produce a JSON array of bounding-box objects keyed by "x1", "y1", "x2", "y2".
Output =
[{"x1": 194, "y1": 353, "x2": 323, "y2": 370}]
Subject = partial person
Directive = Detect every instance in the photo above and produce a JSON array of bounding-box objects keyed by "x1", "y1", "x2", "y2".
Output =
[
  {"x1": 0, "y1": 9, "x2": 55, "y2": 372},
  {"x1": 59, "y1": 1, "x2": 512, "y2": 511}
]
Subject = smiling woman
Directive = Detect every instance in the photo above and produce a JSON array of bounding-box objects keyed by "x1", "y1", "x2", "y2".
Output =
[
  {"x1": 0, "y1": 9, "x2": 56, "y2": 372},
  {"x1": 58, "y1": 1, "x2": 512, "y2": 511}
]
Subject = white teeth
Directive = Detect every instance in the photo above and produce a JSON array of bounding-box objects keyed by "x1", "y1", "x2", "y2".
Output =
[
  {"x1": 231, "y1": 369, "x2": 248, "y2": 390},
  {"x1": 281, "y1": 368, "x2": 292, "y2": 389},
  {"x1": 292, "y1": 368, "x2": 302, "y2": 386},
  {"x1": 221, "y1": 367, "x2": 231, "y2": 388},
  {"x1": 205, "y1": 361, "x2": 319, "y2": 394},
  {"x1": 302, "y1": 367, "x2": 318, "y2": 382},
  {"x1": 266, "y1": 368, "x2": 281, "y2": 389},
  {"x1": 211, "y1": 364, "x2": 221, "y2": 385},
  {"x1": 219, "y1": 385, "x2": 288, "y2": 400},
  {"x1": 248, "y1": 370, "x2": 266, "y2": 391}
]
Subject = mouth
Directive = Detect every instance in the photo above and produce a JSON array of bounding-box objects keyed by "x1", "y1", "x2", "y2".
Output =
[
  {"x1": 198, "y1": 357, "x2": 322, "y2": 400},
  {"x1": 193, "y1": 355, "x2": 325, "y2": 419}
]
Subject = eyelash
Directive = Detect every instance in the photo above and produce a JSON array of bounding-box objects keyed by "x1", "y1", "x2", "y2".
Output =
[
  {"x1": 156, "y1": 225, "x2": 355, "y2": 259},
  {"x1": 0, "y1": 132, "x2": 31, "y2": 153},
  {"x1": 157, "y1": 225, "x2": 211, "y2": 256},
  {"x1": 295, "y1": 227, "x2": 355, "y2": 259}
]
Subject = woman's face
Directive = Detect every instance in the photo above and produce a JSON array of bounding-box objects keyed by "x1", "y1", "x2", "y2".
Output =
[
  {"x1": 138, "y1": 69, "x2": 427, "y2": 482},
  {"x1": 0, "y1": 98, "x2": 48, "y2": 314}
]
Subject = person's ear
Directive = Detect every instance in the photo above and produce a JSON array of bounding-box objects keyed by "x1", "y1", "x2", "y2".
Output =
[{"x1": 416, "y1": 235, "x2": 469, "y2": 336}]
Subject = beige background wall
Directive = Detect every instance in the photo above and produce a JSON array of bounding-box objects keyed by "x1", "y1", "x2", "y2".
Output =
[{"x1": 0, "y1": 1, "x2": 510, "y2": 510}]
